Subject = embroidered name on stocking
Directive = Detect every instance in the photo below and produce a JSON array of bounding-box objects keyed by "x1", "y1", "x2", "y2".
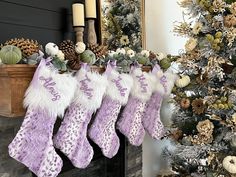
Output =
[
  {"x1": 112, "y1": 76, "x2": 128, "y2": 97},
  {"x1": 39, "y1": 76, "x2": 61, "y2": 101},
  {"x1": 80, "y1": 75, "x2": 93, "y2": 99},
  {"x1": 136, "y1": 74, "x2": 148, "y2": 93},
  {"x1": 160, "y1": 75, "x2": 168, "y2": 93}
]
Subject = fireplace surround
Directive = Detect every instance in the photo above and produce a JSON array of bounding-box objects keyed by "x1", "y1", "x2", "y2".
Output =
[{"x1": 0, "y1": 116, "x2": 142, "y2": 177}]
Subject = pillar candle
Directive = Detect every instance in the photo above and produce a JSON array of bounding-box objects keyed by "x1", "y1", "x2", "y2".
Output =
[
  {"x1": 72, "y1": 3, "x2": 85, "y2": 26},
  {"x1": 85, "y1": 0, "x2": 97, "y2": 18}
]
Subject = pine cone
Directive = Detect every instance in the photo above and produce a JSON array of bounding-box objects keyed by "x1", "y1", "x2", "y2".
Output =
[
  {"x1": 59, "y1": 40, "x2": 77, "y2": 60},
  {"x1": 87, "y1": 44, "x2": 108, "y2": 58},
  {"x1": 4, "y1": 38, "x2": 40, "y2": 57},
  {"x1": 68, "y1": 56, "x2": 81, "y2": 70}
]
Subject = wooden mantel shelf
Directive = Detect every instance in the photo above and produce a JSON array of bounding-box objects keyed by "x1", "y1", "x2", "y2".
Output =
[{"x1": 0, "y1": 64, "x2": 36, "y2": 117}]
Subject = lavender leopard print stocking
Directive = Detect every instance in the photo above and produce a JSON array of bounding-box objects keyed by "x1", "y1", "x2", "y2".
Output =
[
  {"x1": 117, "y1": 66, "x2": 153, "y2": 146},
  {"x1": 53, "y1": 64, "x2": 108, "y2": 168},
  {"x1": 142, "y1": 65, "x2": 177, "y2": 139},
  {"x1": 8, "y1": 59, "x2": 76, "y2": 177},
  {"x1": 89, "y1": 64, "x2": 133, "y2": 158}
]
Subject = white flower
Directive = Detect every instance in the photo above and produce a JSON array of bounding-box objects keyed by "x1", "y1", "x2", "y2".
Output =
[
  {"x1": 56, "y1": 50, "x2": 65, "y2": 61},
  {"x1": 199, "y1": 159, "x2": 207, "y2": 166},
  {"x1": 127, "y1": 13, "x2": 134, "y2": 23},
  {"x1": 116, "y1": 48, "x2": 126, "y2": 55},
  {"x1": 192, "y1": 22, "x2": 203, "y2": 35},
  {"x1": 140, "y1": 50, "x2": 150, "y2": 57},
  {"x1": 157, "y1": 52, "x2": 167, "y2": 61},
  {"x1": 75, "y1": 42, "x2": 86, "y2": 54},
  {"x1": 45, "y1": 42, "x2": 59, "y2": 56},
  {"x1": 232, "y1": 113, "x2": 236, "y2": 124},
  {"x1": 120, "y1": 35, "x2": 130, "y2": 45},
  {"x1": 185, "y1": 38, "x2": 198, "y2": 52},
  {"x1": 127, "y1": 49, "x2": 135, "y2": 57},
  {"x1": 108, "y1": 51, "x2": 116, "y2": 58}
]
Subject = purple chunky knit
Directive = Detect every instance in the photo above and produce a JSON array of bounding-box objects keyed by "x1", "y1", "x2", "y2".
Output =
[
  {"x1": 142, "y1": 91, "x2": 164, "y2": 139},
  {"x1": 89, "y1": 96, "x2": 121, "y2": 158},
  {"x1": 53, "y1": 103, "x2": 94, "y2": 168},
  {"x1": 117, "y1": 96, "x2": 146, "y2": 146},
  {"x1": 8, "y1": 108, "x2": 63, "y2": 177}
]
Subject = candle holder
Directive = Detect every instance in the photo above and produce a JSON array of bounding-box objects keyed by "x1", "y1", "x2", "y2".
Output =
[
  {"x1": 74, "y1": 26, "x2": 84, "y2": 43},
  {"x1": 87, "y1": 19, "x2": 97, "y2": 45}
]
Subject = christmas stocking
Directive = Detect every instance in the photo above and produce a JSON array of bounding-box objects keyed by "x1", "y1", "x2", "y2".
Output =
[
  {"x1": 117, "y1": 65, "x2": 153, "y2": 146},
  {"x1": 53, "y1": 63, "x2": 108, "y2": 168},
  {"x1": 142, "y1": 65, "x2": 177, "y2": 139},
  {"x1": 8, "y1": 59, "x2": 77, "y2": 177},
  {"x1": 88, "y1": 62, "x2": 133, "y2": 158}
]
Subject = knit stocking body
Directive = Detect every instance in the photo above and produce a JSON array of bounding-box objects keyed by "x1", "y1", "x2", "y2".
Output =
[
  {"x1": 117, "y1": 66, "x2": 153, "y2": 146},
  {"x1": 89, "y1": 66, "x2": 133, "y2": 158},
  {"x1": 53, "y1": 65, "x2": 108, "y2": 168},
  {"x1": 143, "y1": 66, "x2": 177, "y2": 139},
  {"x1": 8, "y1": 59, "x2": 76, "y2": 177}
]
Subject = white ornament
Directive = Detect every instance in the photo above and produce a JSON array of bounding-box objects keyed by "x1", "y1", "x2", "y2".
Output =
[
  {"x1": 175, "y1": 75, "x2": 191, "y2": 88},
  {"x1": 140, "y1": 50, "x2": 150, "y2": 57},
  {"x1": 75, "y1": 42, "x2": 86, "y2": 54},
  {"x1": 56, "y1": 50, "x2": 65, "y2": 61},
  {"x1": 108, "y1": 51, "x2": 116, "y2": 58},
  {"x1": 116, "y1": 48, "x2": 126, "y2": 55},
  {"x1": 223, "y1": 156, "x2": 236, "y2": 174},
  {"x1": 157, "y1": 52, "x2": 167, "y2": 61},
  {"x1": 127, "y1": 49, "x2": 135, "y2": 57},
  {"x1": 45, "y1": 42, "x2": 59, "y2": 56}
]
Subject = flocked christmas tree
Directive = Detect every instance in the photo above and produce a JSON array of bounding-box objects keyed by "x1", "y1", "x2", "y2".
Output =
[
  {"x1": 164, "y1": 0, "x2": 236, "y2": 176},
  {"x1": 101, "y1": 0, "x2": 142, "y2": 51}
]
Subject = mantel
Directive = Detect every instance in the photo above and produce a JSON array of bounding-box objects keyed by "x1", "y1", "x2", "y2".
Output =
[
  {"x1": 0, "y1": 64, "x2": 152, "y2": 118},
  {"x1": 0, "y1": 64, "x2": 36, "y2": 117}
]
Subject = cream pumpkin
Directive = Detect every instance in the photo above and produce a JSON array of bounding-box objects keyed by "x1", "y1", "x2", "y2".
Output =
[
  {"x1": 175, "y1": 75, "x2": 191, "y2": 88},
  {"x1": 223, "y1": 156, "x2": 236, "y2": 174}
]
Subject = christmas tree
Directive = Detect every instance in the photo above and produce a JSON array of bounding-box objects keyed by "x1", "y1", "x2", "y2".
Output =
[
  {"x1": 101, "y1": 0, "x2": 142, "y2": 51},
  {"x1": 165, "y1": 0, "x2": 236, "y2": 176}
]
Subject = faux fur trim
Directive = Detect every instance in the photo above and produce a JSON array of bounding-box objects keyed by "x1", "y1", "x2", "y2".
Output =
[
  {"x1": 24, "y1": 65, "x2": 77, "y2": 117},
  {"x1": 130, "y1": 67, "x2": 153, "y2": 102},
  {"x1": 105, "y1": 69, "x2": 133, "y2": 105},
  {"x1": 73, "y1": 67, "x2": 108, "y2": 112},
  {"x1": 163, "y1": 71, "x2": 178, "y2": 96}
]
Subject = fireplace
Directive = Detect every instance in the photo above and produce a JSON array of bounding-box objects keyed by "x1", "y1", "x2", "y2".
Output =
[{"x1": 0, "y1": 116, "x2": 142, "y2": 177}]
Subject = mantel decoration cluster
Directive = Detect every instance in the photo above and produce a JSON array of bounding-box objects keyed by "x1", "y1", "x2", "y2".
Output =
[{"x1": 161, "y1": 0, "x2": 236, "y2": 177}]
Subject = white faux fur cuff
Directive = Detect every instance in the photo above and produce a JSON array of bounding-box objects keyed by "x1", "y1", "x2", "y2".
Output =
[
  {"x1": 105, "y1": 69, "x2": 133, "y2": 105},
  {"x1": 73, "y1": 67, "x2": 108, "y2": 112},
  {"x1": 24, "y1": 65, "x2": 77, "y2": 117},
  {"x1": 130, "y1": 67, "x2": 153, "y2": 102}
]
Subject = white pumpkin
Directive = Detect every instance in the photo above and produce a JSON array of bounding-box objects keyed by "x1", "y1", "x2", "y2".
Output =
[
  {"x1": 45, "y1": 42, "x2": 59, "y2": 56},
  {"x1": 75, "y1": 42, "x2": 86, "y2": 54},
  {"x1": 175, "y1": 75, "x2": 190, "y2": 88},
  {"x1": 223, "y1": 156, "x2": 236, "y2": 174},
  {"x1": 56, "y1": 50, "x2": 65, "y2": 61}
]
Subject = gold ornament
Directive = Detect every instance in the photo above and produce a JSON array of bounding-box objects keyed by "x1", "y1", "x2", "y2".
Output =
[
  {"x1": 230, "y1": 2, "x2": 236, "y2": 15},
  {"x1": 175, "y1": 75, "x2": 191, "y2": 88},
  {"x1": 197, "y1": 119, "x2": 214, "y2": 136},
  {"x1": 180, "y1": 98, "x2": 191, "y2": 109},
  {"x1": 192, "y1": 98, "x2": 205, "y2": 115},
  {"x1": 224, "y1": 15, "x2": 236, "y2": 28},
  {"x1": 4, "y1": 38, "x2": 40, "y2": 57},
  {"x1": 222, "y1": 156, "x2": 236, "y2": 174}
]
